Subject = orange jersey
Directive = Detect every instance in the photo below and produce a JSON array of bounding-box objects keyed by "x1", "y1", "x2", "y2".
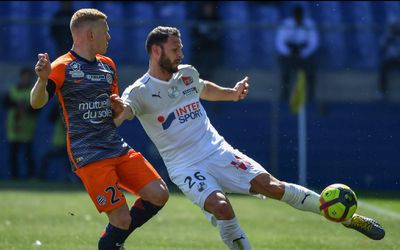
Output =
[{"x1": 47, "y1": 51, "x2": 130, "y2": 169}]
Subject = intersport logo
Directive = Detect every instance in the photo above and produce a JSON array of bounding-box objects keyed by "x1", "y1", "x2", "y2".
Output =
[{"x1": 158, "y1": 101, "x2": 203, "y2": 130}]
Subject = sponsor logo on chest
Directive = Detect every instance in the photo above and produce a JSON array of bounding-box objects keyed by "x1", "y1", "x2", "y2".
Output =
[
  {"x1": 182, "y1": 87, "x2": 198, "y2": 96},
  {"x1": 157, "y1": 101, "x2": 203, "y2": 130},
  {"x1": 86, "y1": 74, "x2": 113, "y2": 84}
]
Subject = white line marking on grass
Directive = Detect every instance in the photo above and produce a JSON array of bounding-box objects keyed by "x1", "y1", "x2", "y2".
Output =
[{"x1": 359, "y1": 201, "x2": 400, "y2": 220}]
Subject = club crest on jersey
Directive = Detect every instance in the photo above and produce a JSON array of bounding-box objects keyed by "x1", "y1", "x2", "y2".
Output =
[
  {"x1": 106, "y1": 73, "x2": 113, "y2": 84},
  {"x1": 69, "y1": 61, "x2": 84, "y2": 78},
  {"x1": 168, "y1": 86, "x2": 180, "y2": 99},
  {"x1": 181, "y1": 75, "x2": 193, "y2": 85},
  {"x1": 197, "y1": 182, "x2": 207, "y2": 192},
  {"x1": 96, "y1": 195, "x2": 107, "y2": 206}
]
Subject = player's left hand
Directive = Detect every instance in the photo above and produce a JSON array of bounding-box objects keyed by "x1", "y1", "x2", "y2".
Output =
[
  {"x1": 233, "y1": 76, "x2": 249, "y2": 101},
  {"x1": 109, "y1": 94, "x2": 125, "y2": 118}
]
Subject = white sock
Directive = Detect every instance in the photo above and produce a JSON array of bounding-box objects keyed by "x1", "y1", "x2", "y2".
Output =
[
  {"x1": 281, "y1": 182, "x2": 320, "y2": 214},
  {"x1": 217, "y1": 218, "x2": 252, "y2": 250},
  {"x1": 203, "y1": 210, "x2": 217, "y2": 227}
]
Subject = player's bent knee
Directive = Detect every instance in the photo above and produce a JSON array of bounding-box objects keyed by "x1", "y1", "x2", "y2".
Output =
[
  {"x1": 204, "y1": 192, "x2": 235, "y2": 220},
  {"x1": 212, "y1": 201, "x2": 234, "y2": 220},
  {"x1": 140, "y1": 180, "x2": 169, "y2": 206},
  {"x1": 152, "y1": 187, "x2": 169, "y2": 206}
]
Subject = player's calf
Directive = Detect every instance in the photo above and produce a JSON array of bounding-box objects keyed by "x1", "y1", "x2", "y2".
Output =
[
  {"x1": 98, "y1": 223, "x2": 129, "y2": 250},
  {"x1": 281, "y1": 182, "x2": 321, "y2": 214},
  {"x1": 128, "y1": 198, "x2": 164, "y2": 231}
]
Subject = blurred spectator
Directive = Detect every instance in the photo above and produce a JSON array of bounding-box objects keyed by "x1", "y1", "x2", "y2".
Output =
[
  {"x1": 3, "y1": 67, "x2": 38, "y2": 180},
  {"x1": 378, "y1": 21, "x2": 400, "y2": 99},
  {"x1": 275, "y1": 6, "x2": 319, "y2": 102},
  {"x1": 50, "y1": 1, "x2": 74, "y2": 57},
  {"x1": 38, "y1": 102, "x2": 75, "y2": 182},
  {"x1": 191, "y1": 2, "x2": 222, "y2": 80}
]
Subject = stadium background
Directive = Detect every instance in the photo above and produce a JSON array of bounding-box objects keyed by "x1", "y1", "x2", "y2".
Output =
[{"x1": 0, "y1": 1, "x2": 399, "y2": 191}]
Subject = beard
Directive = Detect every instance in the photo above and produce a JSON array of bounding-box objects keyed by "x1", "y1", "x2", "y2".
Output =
[{"x1": 159, "y1": 50, "x2": 179, "y2": 74}]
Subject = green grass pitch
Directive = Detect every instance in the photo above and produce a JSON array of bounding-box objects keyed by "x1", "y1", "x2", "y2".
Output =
[{"x1": 0, "y1": 181, "x2": 399, "y2": 250}]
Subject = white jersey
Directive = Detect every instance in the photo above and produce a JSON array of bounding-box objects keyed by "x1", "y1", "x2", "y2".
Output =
[{"x1": 121, "y1": 65, "x2": 226, "y2": 174}]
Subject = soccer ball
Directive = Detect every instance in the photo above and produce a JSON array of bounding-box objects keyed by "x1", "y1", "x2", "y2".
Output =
[{"x1": 319, "y1": 183, "x2": 358, "y2": 222}]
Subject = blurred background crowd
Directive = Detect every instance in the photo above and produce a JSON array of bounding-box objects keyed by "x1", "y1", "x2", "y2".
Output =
[{"x1": 0, "y1": 1, "x2": 399, "y2": 191}]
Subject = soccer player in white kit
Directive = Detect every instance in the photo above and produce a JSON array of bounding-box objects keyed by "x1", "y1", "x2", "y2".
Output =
[{"x1": 111, "y1": 26, "x2": 385, "y2": 249}]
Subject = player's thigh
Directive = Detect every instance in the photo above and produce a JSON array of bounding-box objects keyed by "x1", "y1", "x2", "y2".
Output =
[
  {"x1": 116, "y1": 150, "x2": 162, "y2": 197},
  {"x1": 75, "y1": 158, "x2": 126, "y2": 213},
  {"x1": 170, "y1": 166, "x2": 221, "y2": 209},
  {"x1": 209, "y1": 148, "x2": 267, "y2": 194}
]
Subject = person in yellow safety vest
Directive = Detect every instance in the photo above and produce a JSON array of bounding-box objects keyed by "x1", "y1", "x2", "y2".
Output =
[{"x1": 4, "y1": 67, "x2": 38, "y2": 180}]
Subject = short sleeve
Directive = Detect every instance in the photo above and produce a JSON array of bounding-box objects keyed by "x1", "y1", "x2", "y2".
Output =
[
  {"x1": 179, "y1": 64, "x2": 204, "y2": 95},
  {"x1": 198, "y1": 77, "x2": 205, "y2": 94},
  {"x1": 48, "y1": 61, "x2": 66, "y2": 90},
  {"x1": 190, "y1": 65, "x2": 205, "y2": 94},
  {"x1": 121, "y1": 84, "x2": 142, "y2": 116}
]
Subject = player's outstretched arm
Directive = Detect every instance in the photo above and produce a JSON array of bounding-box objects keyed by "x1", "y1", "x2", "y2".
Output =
[
  {"x1": 110, "y1": 94, "x2": 135, "y2": 127},
  {"x1": 200, "y1": 76, "x2": 249, "y2": 102},
  {"x1": 31, "y1": 53, "x2": 51, "y2": 109}
]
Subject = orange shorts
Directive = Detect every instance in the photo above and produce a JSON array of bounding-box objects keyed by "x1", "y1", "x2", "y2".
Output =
[{"x1": 75, "y1": 149, "x2": 161, "y2": 213}]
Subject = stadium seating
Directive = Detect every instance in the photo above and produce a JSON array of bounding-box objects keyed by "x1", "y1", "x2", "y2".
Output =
[
  {"x1": 5, "y1": 2, "x2": 31, "y2": 62},
  {"x1": 30, "y1": 2, "x2": 59, "y2": 60},
  {"x1": 0, "y1": 1, "x2": 398, "y2": 70},
  {"x1": 218, "y1": 1, "x2": 252, "y2": 68},
  {"x1": 310, "y1": 1, "x2": 347, "y2": 69},
  {"x1": 154, "y1": 2, "x2": 190, "y2": 62},
  {"x1": 341, "y1": 2, "x2": 378, "y2": 70},
  {"x1": 125, "y1": 2, "x2": 155, "y2": 65},
  {"x1": 249, "y1": 3, "x2": 280, "y2": 68},
  {"x1": 95, "y1": 2, "x2": 126, "y2": 63}
]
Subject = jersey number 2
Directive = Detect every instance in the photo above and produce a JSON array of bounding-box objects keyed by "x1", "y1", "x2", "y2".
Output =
[
  {"x1": 184, "y1": 171, "x2": 206, "y2": 189},
  {"x1": 105, "y1": 183, "x2": 122, "y2": 205}
]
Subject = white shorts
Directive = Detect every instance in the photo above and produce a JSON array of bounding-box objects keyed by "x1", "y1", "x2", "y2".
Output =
[{"x1": 169, "y1": 145, "x2": 267, "y2": 209}]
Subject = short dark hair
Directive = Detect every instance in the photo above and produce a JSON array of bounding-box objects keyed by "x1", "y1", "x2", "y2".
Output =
[{"x1": 145, "y1": 26, "x2": 181, "y2": 54}]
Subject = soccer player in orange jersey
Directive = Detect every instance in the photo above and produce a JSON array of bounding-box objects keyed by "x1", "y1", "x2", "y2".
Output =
[{"x1": 30, "y1": 9, "x2": 169, "y2": 250}]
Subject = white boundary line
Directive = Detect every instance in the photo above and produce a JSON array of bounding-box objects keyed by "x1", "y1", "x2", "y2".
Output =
[{"x1": 359, "y1": 200, "x2": 400, "y2": 220}]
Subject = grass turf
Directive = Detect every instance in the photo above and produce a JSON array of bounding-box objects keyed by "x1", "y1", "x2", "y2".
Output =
[{"x1": 0, "y1": 181, "x2": 399, "y2": 250}]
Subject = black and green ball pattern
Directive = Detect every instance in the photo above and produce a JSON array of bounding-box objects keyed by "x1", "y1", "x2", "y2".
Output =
[{"x1": 319, "y1": 184, "x2": 358, "y2": 222}]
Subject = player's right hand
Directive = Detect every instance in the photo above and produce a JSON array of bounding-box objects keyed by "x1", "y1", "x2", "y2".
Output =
[{"x1": 35, "y1": 53, "x2": 51, "y2": 79}]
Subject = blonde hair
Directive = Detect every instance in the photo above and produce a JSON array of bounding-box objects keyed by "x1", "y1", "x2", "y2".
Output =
[{"x1": 70, "y1": 8, "x2": 107, "y2": 31}]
